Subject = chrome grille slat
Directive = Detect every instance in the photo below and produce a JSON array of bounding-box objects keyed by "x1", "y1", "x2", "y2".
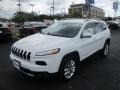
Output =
[
  {"x1": 23, "y1": 51, "x2": 27, "y2": 59},
  {"x1": 11, "y1": 46, "x2": 31, "y2": 61},
  {"x1": 27, "y1": 52, "x2": 31, "y2": 60},
  {"x1": 18, "y1": 49, "x2": 20, "y2": 57},
  {"x1": 20, "y1": 50, "x2": 24, "y2": 58}
]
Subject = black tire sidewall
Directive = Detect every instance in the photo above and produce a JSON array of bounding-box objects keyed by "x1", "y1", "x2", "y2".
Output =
[
  {"x1": 58, "y1": 56, "x2": 77, "y2": 81},
  {"x1": 100, "y1": 42, "x2": 110, "y2": 57}
]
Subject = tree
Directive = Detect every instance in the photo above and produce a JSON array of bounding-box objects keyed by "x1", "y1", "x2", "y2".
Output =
[
  {"x1": 12, "y1": 11, "x2": 30, "y2": 23},
  {"x1": 12, "y1": 11, "x2": 68, "y2": 23},
  {"x1": 70, "y1": 12, "x2": 82, "y2": 18}
]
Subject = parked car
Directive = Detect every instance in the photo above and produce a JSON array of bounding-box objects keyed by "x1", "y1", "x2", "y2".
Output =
[
  {"x1": 43, "y1": 21, "x2": 53, "y2": 26},
  {"x1": 0, "y1": 22, "x2": 12, "y2": 41},
  {"x1": 10, "y1": 19, "x2": 111, "y2": 80},
  {"x1": 116, "y1": 20, "x2": 120, "y2": 27},
  {"x1": 106, "y1": 21, "x2": 120, "y2": 30},
  {"x1": 19, "y1": 22, "x2": 48, "y2": 38}
]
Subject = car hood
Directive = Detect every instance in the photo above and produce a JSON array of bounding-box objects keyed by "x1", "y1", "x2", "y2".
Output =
[{"x1": 13, "y1": 33, "x2": 72, "y2": 52}]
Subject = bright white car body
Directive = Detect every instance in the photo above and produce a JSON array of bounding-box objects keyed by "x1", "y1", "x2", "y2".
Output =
[{"x1": 10, "y1": 19, "x2": 111, "y2": 77}]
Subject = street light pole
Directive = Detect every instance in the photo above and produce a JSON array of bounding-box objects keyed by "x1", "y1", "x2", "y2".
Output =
[
  {"x1": 17, "y1": 0, "x2": 21, "y2": 13},
  {"x1": 30, "y1": 4, "x2": 35, "y2": 13},
  {"x1": 30, "y1": 3, "x2": 35, "y2": 21}
]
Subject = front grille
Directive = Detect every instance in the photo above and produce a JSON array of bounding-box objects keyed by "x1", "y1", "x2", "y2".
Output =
[{"x1": 11, "y1": 46, "x2": 31, "y2": 61}]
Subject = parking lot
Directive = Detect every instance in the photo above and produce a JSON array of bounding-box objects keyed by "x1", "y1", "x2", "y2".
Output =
[{"x1": 0, "y1": 30, "x2": 120, "y2": 90}]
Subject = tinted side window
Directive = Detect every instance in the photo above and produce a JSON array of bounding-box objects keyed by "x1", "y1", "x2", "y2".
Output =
[
  {"x1": 94, "y1": 23, "x2": 107, "y2": 34},
  {"x1": 101, "y1": 23, "x2": 107, "y2": 31},
  {"x1": 0, "y1": 24, "x2": 2, "y2": 27},
  {"x1": 83, "y1": 23, "x2": 95, "y2": 35}
]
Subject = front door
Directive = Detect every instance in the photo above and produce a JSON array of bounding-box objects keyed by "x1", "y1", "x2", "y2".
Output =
[{"x1": 78, "y1": 22, "x2": 97, "y2": 60}]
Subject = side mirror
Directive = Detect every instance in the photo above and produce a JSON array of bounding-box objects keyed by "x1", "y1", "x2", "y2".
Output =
[{"x1": 81, "y1": 32, "x2": 92, "y2": 38}]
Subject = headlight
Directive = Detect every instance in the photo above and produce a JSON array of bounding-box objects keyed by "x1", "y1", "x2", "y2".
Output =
[{"x1": 36, "y1": 48, "x2": 60, "y2": 56}]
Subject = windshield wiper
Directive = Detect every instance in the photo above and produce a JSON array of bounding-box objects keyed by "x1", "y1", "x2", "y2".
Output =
[{"x1": 47, "y1": 33, "x2": 59, "y2": 36}]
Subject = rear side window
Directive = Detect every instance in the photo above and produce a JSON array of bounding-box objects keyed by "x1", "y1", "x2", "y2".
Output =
[
  {"x1": 83, "y1": 23, "x2": 95, "y2": 35},
  {"x1": 101, "y1": 23, "x2": 107, "y2": 31},
  {"x1": 94, "y1": 22, "x2": 107, "y2": 34},
  {"x1": 94, "y1": 23, "x2": 103, "y2": 34}
]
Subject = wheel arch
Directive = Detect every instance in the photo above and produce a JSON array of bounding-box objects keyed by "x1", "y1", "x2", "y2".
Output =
[{"x1": 59, "y1": 51, "x2": 80, "y2": 71}]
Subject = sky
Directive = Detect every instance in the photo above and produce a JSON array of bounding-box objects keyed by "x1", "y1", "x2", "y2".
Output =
[{"x1": 0, "y1": 0, "x2": 119, "y2": 19}]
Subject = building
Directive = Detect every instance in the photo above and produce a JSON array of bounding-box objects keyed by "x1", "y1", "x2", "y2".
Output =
[{"x1": 69, "y1": 4, "x2": 105, "y2": 20}]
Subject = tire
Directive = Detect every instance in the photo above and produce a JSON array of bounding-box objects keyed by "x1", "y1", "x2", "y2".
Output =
[
  {"x1": 100, "y1": 42, "x2": 110, "y2": 57},
  {"x1": 58, "y1": 56, "x2": 78, "y2": 81}
]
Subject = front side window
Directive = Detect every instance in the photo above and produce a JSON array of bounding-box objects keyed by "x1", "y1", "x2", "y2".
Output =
[
  {"x1": 83, "y1": 23, "x2": 95, "y2": 35},
  {"x1": 41, "y1": 22, "x2": 82, "y2": 38}
]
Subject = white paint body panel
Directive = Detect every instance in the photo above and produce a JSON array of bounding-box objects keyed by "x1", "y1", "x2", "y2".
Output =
[{"x1": 10, "y1": 20, "x2": 111, "y2": 74}]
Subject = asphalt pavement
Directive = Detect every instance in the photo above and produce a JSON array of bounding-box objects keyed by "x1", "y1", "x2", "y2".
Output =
[{"x1": 0, "y1": 30, "x2": 120, "y2": 90}]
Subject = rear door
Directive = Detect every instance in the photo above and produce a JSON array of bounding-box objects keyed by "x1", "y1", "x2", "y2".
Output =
[{"x1": 93, "y1": 22, "x2": 106, "y2": 51}]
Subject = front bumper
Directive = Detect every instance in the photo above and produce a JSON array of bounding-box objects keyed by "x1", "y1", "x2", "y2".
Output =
[
  {"x1": 10, "y1": 53, "x2": 62, "y2": 76},
  {"x1": 19, "y1": 66, "x2": 50, "y2": 77}
]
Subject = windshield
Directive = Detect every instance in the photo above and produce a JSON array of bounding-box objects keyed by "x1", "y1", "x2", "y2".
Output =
[{"x1": 41, "y1": 22, "x2": 82, "y2": 38}]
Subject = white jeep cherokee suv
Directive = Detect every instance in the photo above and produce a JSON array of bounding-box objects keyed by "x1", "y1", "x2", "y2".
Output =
[{"x1": 10, "y1": 19, "x2": 111, "y2": 80}]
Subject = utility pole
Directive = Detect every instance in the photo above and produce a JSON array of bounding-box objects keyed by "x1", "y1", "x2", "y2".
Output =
[
  {"x1": 50, "y1": 8, "x2": 52, "y2": 16},
  {"x1": 17, "y1": 0, "x2": 21, "y2": 13},
  {"x1": 30, "y1": 3, "x2": 35, "y2": 21},
  {"x1": 85, "y1": 0, "x2": 94, "y2": 19}
]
